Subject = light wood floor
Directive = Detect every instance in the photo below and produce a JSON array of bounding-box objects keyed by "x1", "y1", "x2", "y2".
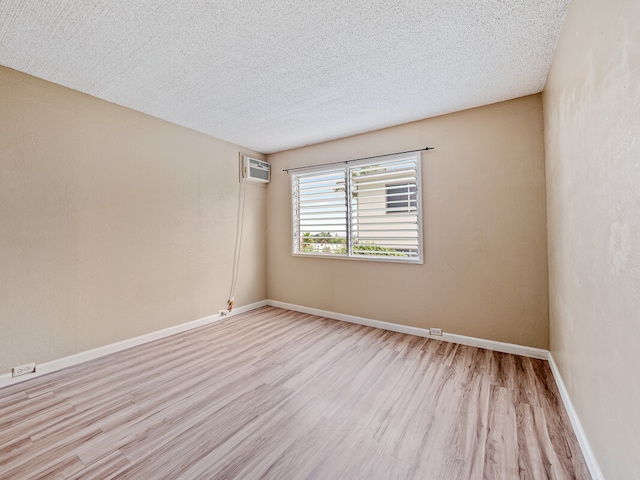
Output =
[{"x1": 0, "y1": 306, "x2": 590, "y2": 479}]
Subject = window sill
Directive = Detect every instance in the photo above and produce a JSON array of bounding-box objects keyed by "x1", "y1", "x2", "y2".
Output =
[{"x1": 291, "y1": 252, "x2": 423, "y2": 265}]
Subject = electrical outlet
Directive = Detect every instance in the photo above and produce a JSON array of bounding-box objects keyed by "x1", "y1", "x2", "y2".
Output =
[
  {"x1": 218, "y1": 310, "x2": 228, "y2": 317},
  {"x1": 430, "y1": 327, "x2": 442, "y2": 336},
  {"x1": 12, "y1": 362, "x2": 36, "y2": 378}
]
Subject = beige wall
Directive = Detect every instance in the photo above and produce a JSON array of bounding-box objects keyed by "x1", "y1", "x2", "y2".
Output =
[
  {"x1": 267, "y1": 95, "x2": 549, "y2": 348},
  {"x1": 543, "y1": 0, "x2": 640, "y2": 477},
  {"x1": 0, "y1": 66, "x2": 267, "y2": 374}
]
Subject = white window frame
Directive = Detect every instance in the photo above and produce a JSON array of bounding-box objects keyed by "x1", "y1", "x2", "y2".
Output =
[{"x1": 290, "y1": 152, "x2": 423, "y2": 264}]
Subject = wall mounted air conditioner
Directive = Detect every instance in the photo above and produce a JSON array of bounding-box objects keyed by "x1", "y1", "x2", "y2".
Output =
[{"x1": 242, "y1": 155, "x2": 270, "y2": 183}]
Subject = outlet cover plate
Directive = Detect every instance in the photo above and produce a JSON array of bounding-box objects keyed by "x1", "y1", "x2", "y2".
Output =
[
  {"x1": 12, "y1": 362, "x2": 36, "y2": 377},
  {"x1": 430, "y1": 328, "x2": 443, "y2": 336}
]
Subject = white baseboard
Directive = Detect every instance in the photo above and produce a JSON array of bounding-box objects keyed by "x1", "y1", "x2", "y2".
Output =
[
  {"x1": 548, "y1": 353, "x2": 604, "y2": 480},
  {"x1": 266, "y1": 300, "x2": 548, "y2": 359},
  {"x1": 0, "y1": 300, "x2": 268, "y2": 389}
]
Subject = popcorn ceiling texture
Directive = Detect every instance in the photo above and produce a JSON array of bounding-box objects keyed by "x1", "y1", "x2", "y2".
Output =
[{"x1": 0, "y1": 0, "x2": 569, "y2": 153}]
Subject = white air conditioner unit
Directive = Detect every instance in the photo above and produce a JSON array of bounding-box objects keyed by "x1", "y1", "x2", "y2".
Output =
[{"x1": 241, "y1": 155, "x2": 270, "y2": 183}]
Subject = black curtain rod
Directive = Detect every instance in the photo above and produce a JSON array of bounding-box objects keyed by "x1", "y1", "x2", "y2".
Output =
[{"x1": 282, "y1": 147, "x2": 435, "y2": 173}]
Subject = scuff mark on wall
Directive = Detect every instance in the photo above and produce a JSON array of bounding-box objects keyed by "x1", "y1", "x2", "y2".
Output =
[{"x1": 608, "y1": 220, "x2": 631, "y2": 276}]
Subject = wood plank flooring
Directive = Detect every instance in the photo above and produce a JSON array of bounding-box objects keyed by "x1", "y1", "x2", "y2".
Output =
[{"x1": 0, "y1": 306, "x2": 590, "y2": 479}]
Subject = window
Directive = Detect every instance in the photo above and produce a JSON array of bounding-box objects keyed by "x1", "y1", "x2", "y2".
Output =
[
  {"x1": 386, "y1": 184, "x2": 417, "y2": 213},
  {"x1": 291, "y1": 152, "x2": 422, "y2": 263}
]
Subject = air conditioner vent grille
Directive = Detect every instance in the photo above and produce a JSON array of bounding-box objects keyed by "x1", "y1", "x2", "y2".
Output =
[{"x1": 242, "y1": 155, "x2": 270, "y2": 183}]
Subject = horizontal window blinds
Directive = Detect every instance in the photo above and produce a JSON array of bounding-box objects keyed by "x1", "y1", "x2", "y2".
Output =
[
  {"x1": 293, "y1": 167, "x2": 348, "y2": 255},
  {"x1": 350, "y1": 156, "x2": 420, "y2": 259},
  {"x1": 291, "y1": 152, "x2": 422, "y2": 263}
]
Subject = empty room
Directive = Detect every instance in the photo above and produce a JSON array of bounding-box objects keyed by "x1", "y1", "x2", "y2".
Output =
[{"x1": 0, "y1": 0, "x2": 638, "y2": 478}]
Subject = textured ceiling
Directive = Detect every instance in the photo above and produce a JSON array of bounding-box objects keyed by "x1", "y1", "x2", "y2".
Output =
[{"x1": 0, "y1": 1, "x2": 569, "y2": 153}]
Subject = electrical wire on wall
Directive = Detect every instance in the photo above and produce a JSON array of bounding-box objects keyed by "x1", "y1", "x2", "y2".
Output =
[{"x1": 228, "y1": 178, "x2": 247, "y2": 312}]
